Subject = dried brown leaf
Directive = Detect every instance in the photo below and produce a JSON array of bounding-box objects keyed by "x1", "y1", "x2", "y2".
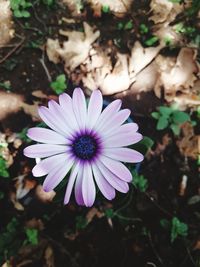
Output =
[
  {"x1": 46, "y1": 22, "x2": 100, "y2": 71},
  {"x1": 154, "y1": 48, "x2": 199, "y2": 101},
  {"x1": 149, "y1": 0, "x2": 183, "y2": 24},
  {"x1": 0, "y1": 0, "x2": 14, "y2": 46},
  {"x1": 176, "y1": 122, "x2": 199, "y2": 159},
  {"x1": 87, "y1": 0, "x2": 133, "y2": 17},
  {"x1": 35, "y1": 185, "x2": 56, "y2": 203}
]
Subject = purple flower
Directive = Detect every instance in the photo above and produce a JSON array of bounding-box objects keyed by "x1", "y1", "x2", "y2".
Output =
[{"x1": 24, "y1": 88, "x2": 144, "y2": 207}]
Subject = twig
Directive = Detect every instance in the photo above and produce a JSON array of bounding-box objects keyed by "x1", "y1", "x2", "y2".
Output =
[
  {"x1": 148, "y1": 232, "x2": 164, "y2": 266},
  {"x1": 0, "y1": 37, "x2": 25, "y2": 64},
  {"x1": 39, "y1": 53, "x2": 52, "y2": 82}
]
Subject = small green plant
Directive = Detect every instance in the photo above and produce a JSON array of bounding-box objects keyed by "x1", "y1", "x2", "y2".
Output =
[
  {"x1": 75, "y1": 216, "x2": 88, "y2": 230},
  {"x1": 105, "y1": 208, "x2": 114, "y2": 218},
  {"x1": 102, "y1": 5, "x2": 110, "y2": 13},
  {"x1": 168, "y1": 0, "x2": 182, "y2": 3},
  {"x1": 25, "y1": 228, "x2": 38, "y2": 245},
  {"x1": 0, "y1": 218, "x2": 21, "y2": 264},
  {"x1": 117, "y1": 20, "x2": 133, "y2": 30},
  {"x1": 41, "y1": 0, "x2": 55, "y2": 6},
  {"x1": 151, "y1": 106, "x2": 191, "y2": 135},
  {"x1": 10, "y1": 0, "x2": 32, "y2": 18},
  {"x1": 164, "y1": 36, "x2": 172, "y2": 46},
  {"x1": 132, "y1": 171, "x2": 148, "y2": 192},
  {"x1": 50, "y1": 74, "x2": 68, "y2": 95},
  {"x1": 0, "y1": 156, "x2": 9, "y2": 178},
  {"x1": 144, "y1": 36, "x2": 159, "y2": 46},
  {"x1": 17, "y1": 127, "x2": 32, "y2": 143},
  {"x1": 0, "y1": 81, "x2": 11, "y2": 91},
  {"x1": 139, "y1": 23, "x2": 149, "y2": 34},
  {"x1": 160, "y1": 217, "x2": 188, "y2": 242},
  {"x1": 171, "y1": 217, "x2": 188, "y2": 243}
]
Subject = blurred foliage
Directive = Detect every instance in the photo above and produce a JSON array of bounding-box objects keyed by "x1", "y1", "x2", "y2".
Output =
[{"x1": 0, "y1": 156, "x2": 9, "y2": 178}]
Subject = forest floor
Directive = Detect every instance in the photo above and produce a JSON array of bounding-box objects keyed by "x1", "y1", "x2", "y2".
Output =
[{"x1": 0, "y1": 0, "x2": 200, "y2": 266}]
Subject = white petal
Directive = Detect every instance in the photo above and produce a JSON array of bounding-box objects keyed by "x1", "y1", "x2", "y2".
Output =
[
  {"x1": 64, "y1": 161, "x2": 80, "y2": 205},
  {"x1": 48, "y1": 100, "x2": 74, "y2": 138},
  {"x1": 82, "y1": 163, "x2": 96, "y2": 207},
  {"x1": 32, "y1": 153, "x2": 68, "y2": 177},
  {"x1": 95, "y1": 160, "x2": 129, "y2": 193},
  {"x1": 72, "y1": 88, "x2": 87, "y2": 130},
  {"x1": 100, "y1": 155, "x2": 132, "y2": 182},
  {"x1": 43, "y1": 156, "x2": 74, "y2": 192},
  {"x1": 103, "y1": 132, "x2": 143, "y2": 148},
  {"x1": 103, "y1": 122, "x2": 139, "y2": 138},
  {"x1": 27, "y1": 127, "x2": 70, "y2": 144},
  {"x1": 92, "y1": 163, "x2": 115, "y2": 200},
  {"x1": 75, "y1": 166, "x2": 84, "y2": 205},
  {"x1": 59, "y1": 93, "x2": 79, "y2": 131},
  {"x1": 103, "y1": 147, "x2": 144, "y2": 163},
  {"x1": 38, "y1": 106, "x2": 68, "y2": 136},
  {"x1": 95, "y1": 99, "x2": 122, "y2": 131},
  {"x1": 87, "y1": 90, "x2": 103, "y2": 129},
  {"x1": 24, "y1": 144, "x2": 70, "y2": 158},
  {"x1": 97, "y1": 109, "x2": 131, "y2": 134}
]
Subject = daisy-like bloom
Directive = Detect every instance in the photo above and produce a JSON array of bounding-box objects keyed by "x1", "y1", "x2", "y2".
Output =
[{"x1": 24, "y1": 88, "x2": 144, "y2": 207}]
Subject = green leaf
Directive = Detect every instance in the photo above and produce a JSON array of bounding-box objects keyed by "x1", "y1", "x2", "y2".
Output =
[
  {"x1": 42, "y1": 0, "x2": 54, "y2": 6},
  {"x1": 25, "y1": 228, "x2": 38, "y2": 245},
  {"x1": 14, "y1": 9, "x2": 23, "y2": 17},
  {"x1": 172, "y1": 111, "x2": 190, "y2": 124},
  {"x1": 144, "y1": 36, "x2": 159, "y2": 46},
  {"x1": 132, "y1": 173, "x2": 148, "y2": 192},
  {"x1": 21, "y1": 10, "x2": 31, "y2": 17},
  {"x1": 0, "y1": 156, "x2": 9, "y2": 178},
  {"x1": 168, "y1": 0, "x2": 182, "y2": 3},
  {"x1": 157, "y1": 116, "x2": 168, "y2": 130},
  {"x1": 171, "y1": 217, "x2": 188, "y2": 243},
  {"x1": 105, "y1": 208, "x2": 114, "y2": 218},
  {"x1": 131, "y1": 136, "x2": 154, "y2": 156},
  {"x1": 151, "y1": 112, "x2": 159, "y2": 120},
  {"x1": 117, "y1": 22, "x2": 124, "y2": 30},
  {"x1": 170, "y1": 123, "x2": 180, "y2": 135},
  {"x1": 50, "y1": 74, "x2": 67, "y2": 95},
  {"x1": 76, "y1": 216, "x2": 88, "y2": 230},
  {"x1": 124, "y1": 20, "x2": 133, "y2": 30},
  {"x1": 102, "y1": 5, "x2": 110, "y2": 13},
  {"x1": 139, "y1": 23, "x2": 148, "y2": 34},
  {"x1": 158, "y1": 106, "x2": 172, "y2": 117},
  {"x1": 160, "y1": 219, "x2": 170, "y2": 229}
]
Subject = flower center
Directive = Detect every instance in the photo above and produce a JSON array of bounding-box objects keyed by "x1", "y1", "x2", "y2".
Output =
[{"x1": 72, "y1": 135, "x2": 98, "y2": 160}]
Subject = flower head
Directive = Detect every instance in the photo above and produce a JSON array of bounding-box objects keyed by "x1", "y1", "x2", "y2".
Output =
[{"x1": 24, "y1": 88, "x2": 144, "y2": 207}]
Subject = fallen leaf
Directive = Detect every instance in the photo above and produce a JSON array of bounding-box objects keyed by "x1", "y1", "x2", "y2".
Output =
[
  {"x1": 0, "y1": 0, "x2": 14, "y2": 46},
  {"x1": 46, "y1": 22, "x2": 100, "y2": 71},
  {"x1": 149, "y1": 0, "x2": 183, "y2": 25},
  {"x1": 61, "y1": 0, "x2": 83, "y2": 16},
  {"x1": 129, "y1": 41, "x2": 162, "y2": 82},
  {"x1": 14, "y1": 175, "x2": 37, "y2": 200},
  {"x1": 154, "y1": 48, "x2": 199, "y2": 101},
  {"x1": 35, "y1": 185, "x2": 56, "y2": 203},
  {"x1": 87, "y1": 0, "x2": 133, "y2": 17},
  {"x1": 86, "y1": 207, "x2": 104, "y2": 224},
  {"x1": 10, "y1": 191, "x2": 24, "y2": 211},
  {"x1": 44, "y1": 246, "x2": 54, "y2": 267},
  {"x1": 176, "y1": 122, "x2": 199, "y2": 159},
  {"x1": 0, "y1": 92, "x2": 24, "y2": 121}
]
